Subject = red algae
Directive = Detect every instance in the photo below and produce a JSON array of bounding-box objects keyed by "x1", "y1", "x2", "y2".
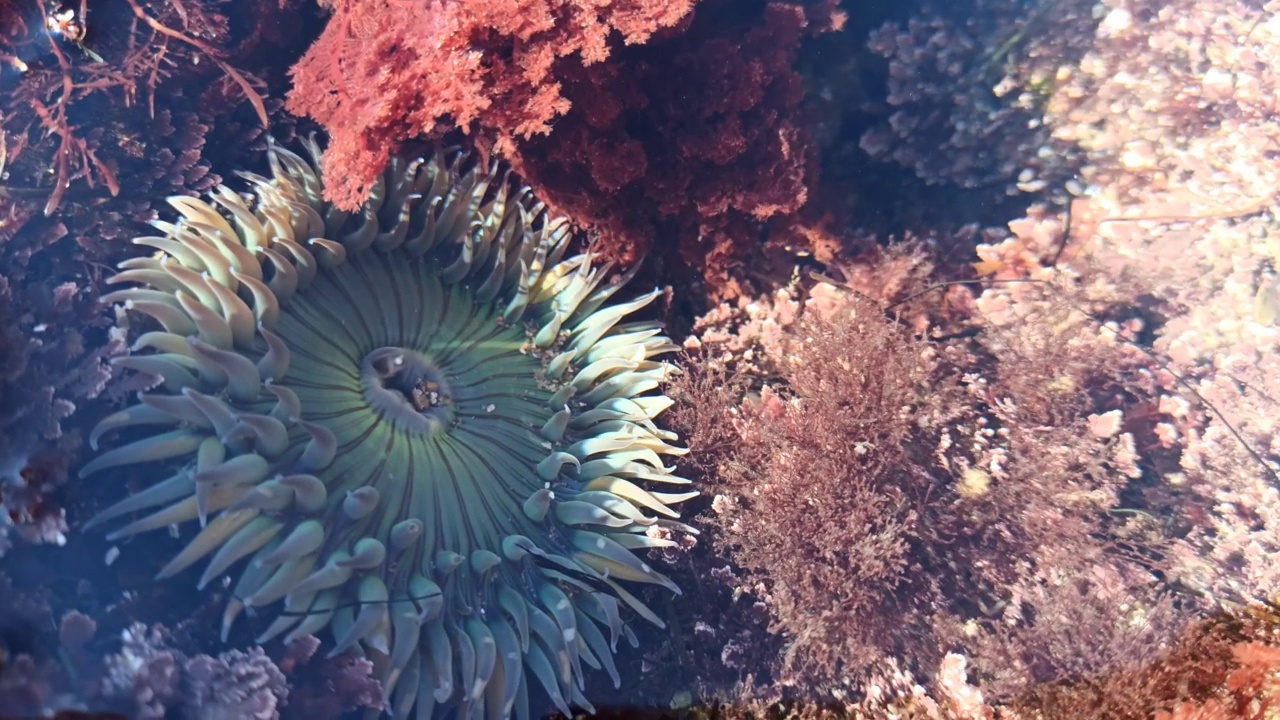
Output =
[
  {"x1": 286, "y1": 0, "x2": 697, "y2": 212},
  {"x1": 505, "y1": 1, "x2": 845, "y2": 298},
  {"x1": 671, "y1": 263, "x2": 1180, "y2": 701},
  {"x1": 287, "y1": 0, "x2": 845, "y2": 297}
]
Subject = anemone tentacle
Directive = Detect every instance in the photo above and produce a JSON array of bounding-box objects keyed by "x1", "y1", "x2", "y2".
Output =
[{"x1": 85, "y1": 138, "x2": 694, "y2": 720}]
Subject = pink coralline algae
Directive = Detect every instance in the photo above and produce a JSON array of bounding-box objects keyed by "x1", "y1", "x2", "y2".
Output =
[
  {"x1": 671, "y1": 259, "x2": 1181, "y2": 701},
  {"x1": 504, "y1": 1, "x2": 844, "y2": 298},
  {"x1": 957, "y1": 0, "x2": 1280, "y2": 611},
  {"x1": 0, "y1": 269, "x2": 125, "y2": 557},
  {"x1": 657, "y1": 0, "x2": 1280, "y2": 700},
  {"x1": 286, "y1": 0, "x2": 698, "y2": 211},
  {"x1": 0, "y1": 617, "x2": 384, "y2": 719},
  {"x1": 0, "y1": 588, "x2": 294, "y2": 719},
  {"x1": 287, "y1": 0, "x2": 844, "y2": 297},
  {"x1": 100, "y1": 624, "x2": 289, "y2": 720},
  {"x1": 185, "y1": 648, "x2": 289, "y2": 720},
  {"x1": 657, "y1": 0, "x2": 1280, "y2": 711},
  {"x1": 276, "y1": 636, "x2": 384, "y2": 720}
]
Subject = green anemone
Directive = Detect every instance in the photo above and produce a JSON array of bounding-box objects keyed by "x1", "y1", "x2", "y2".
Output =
[{"x1": 82, "y1": 139, "x2": 695, "y2": 719}]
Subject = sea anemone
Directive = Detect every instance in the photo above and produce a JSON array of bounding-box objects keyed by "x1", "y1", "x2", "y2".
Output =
[{"x1": 81, "y1": 139, "x2": 694, "y2": 719}]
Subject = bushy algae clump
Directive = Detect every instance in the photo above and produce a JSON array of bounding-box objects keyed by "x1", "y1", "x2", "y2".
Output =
[{"x1": 82, "y1": 139, "x2": 695, "y2": 719}]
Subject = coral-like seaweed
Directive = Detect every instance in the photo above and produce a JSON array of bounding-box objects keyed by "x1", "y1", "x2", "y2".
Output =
[
  {"x1": 286, "y1": 0, "x2": 846, "y2": 297},
  {"x1": 0, "y1": 246, "x2": 126, "y2": 557},
  {"x1": 0, "y1": 0, "x2": 267, "y2": 217},
  {"x1": 0, "y1": 2, "x2": 307, "y2": 559},
  {"x1": 964, "y1": 0, "x2": 1280, "y2": 622},
  {"x1": 286, "y1": 0, "x2": 697, "y2": 212},
  {"x1": 503, "y1": 0, "x2": 844, "y2": 298},
  {"x1": 278, "y1": 635, "x2": 385, "y2": 719},
  {"x1": 671, "y1": 265, "x2": 1180, "y2": 700},
  {"x1": 83, "y1": 139, "x2": 694, "y2": 717},
  {"x1": 99, "y1": 623, "x2": 290, "y2": 719}
]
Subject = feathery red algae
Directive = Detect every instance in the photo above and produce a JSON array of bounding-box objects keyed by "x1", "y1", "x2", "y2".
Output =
[{"x1": 286, "y1": 0, "x2": 696, "y2": 212}]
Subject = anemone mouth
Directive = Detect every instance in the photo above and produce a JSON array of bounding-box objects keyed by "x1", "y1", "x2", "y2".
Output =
[
  {"x1": 82, "y1": 140, "x2": 694, "y2": 719},
  {"x1": 361, "y1": 347, "x2": 456, "y2": 435}
]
